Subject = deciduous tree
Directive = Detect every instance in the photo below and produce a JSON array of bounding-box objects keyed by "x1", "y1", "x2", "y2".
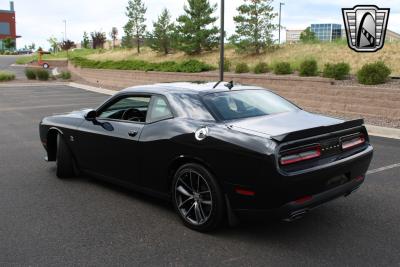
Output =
[
  {"x1": 300, "y1": 27, "x2": 317, "y2": 43},
  {"x1": 110, "y1": 27, "x2": 119, "y2": 49},
  {"x1": 125, "y1": 0, "x2": 147, "y2": 53},
  {"x1": 91, "y1": 31, "x2": 107, "y2": 49}
]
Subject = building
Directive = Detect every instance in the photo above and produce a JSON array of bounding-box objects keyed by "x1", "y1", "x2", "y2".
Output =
[
  {"x1": 311, "y1": 24, "x2": 342, "y2": 42},
  {"x1": 386, "y1": 29, "x2": 400, "y2": 43},
  {"x1": 0, "y1": 1, "x2": 18, "y2": 51},
  {"x1": 286, "y1": 29, "x2": 304, "y2": 43}
]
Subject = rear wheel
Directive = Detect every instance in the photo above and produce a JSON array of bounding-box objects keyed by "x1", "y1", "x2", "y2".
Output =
[
  {"x1": 56, "y1": 134, "x2": 75, "y2": 179},
  {"x1": 42, "y1": 63, "x2": 49, "y2": 69},
  {"x1": 172, "y1": 163, "x2": 225, "y2": 232}
]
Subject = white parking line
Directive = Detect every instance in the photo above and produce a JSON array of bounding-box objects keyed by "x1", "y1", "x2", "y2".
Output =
[{"x1": 367, "y1": 163, "x2": 400, "y2": 175}]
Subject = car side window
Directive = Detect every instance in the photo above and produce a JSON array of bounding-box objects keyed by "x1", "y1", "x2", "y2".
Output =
[
  {"x1": 98, "y1": 96, "x2": 151, "y2": 123},
  {"x1": 148, "y1": 96, "x2": 173, "y2": 123}
]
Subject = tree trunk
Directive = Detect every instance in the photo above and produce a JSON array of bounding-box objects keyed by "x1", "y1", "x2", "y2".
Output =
[{"x1": 137, "y1": 35, "x2": 140, "y2": 54}]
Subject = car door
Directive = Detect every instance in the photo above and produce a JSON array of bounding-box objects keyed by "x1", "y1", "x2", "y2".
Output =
[
  {"x1": 138, "y1": 95, "x2": 176, "y2": 192},
  {"x1": 75, "y1": 94, "x2": 151, "y2": 184}
]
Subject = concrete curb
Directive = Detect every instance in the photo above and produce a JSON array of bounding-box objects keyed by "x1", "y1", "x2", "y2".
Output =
[{"x1": 32, "y1": 82, "x2": 400, "y2": 141}]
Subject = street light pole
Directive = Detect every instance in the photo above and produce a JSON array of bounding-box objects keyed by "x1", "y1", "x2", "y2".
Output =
[
  {"x1": 279, "y1": 2, "x2": 285, "y2": 44},
  {"x1": 219, "y1": 0, "x2": 225, "y2": 83},
  {"x1": 63, "y1": 20, "x2": 67, "y2": 41}
]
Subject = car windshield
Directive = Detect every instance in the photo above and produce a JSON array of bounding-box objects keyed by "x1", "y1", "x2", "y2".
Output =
[{"x1": 202, "y1": 90, "x2": 299, "y2": 121}]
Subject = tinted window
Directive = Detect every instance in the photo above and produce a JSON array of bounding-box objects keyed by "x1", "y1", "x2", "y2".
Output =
[
  {"x1": 203, "y1": 90, "x2": 298, "y2": 121},
  {"x1": 171, "y1": 93, "x2": 214, "y2": 121},
  {"x1": 98, "y1": 96, "x2": 151, "y2": 122},
  {"x1": 148, "y1": 96, "x2": 173, "y2": 122}
]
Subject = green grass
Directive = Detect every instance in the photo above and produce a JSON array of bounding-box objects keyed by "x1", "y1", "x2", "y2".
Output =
[
  {"x1": 15, "y1": 49, "x2": 101, "y2": 65},
  {"x1": 0, "y1": 71, "x2": 15, "y2": 81}
]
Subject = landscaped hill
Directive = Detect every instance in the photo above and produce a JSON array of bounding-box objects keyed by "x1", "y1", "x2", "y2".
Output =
[
  {"x1": 17, "y1": 41, "x2": 400, "y2": 76},
  {"x1": 85, "y1": 42, "x2": 400, "y2": 76}
]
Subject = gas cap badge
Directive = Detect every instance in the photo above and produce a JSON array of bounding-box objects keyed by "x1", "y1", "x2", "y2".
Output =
[{"x1": 195, "y1": 127, "x2": 209, "y2": 141}]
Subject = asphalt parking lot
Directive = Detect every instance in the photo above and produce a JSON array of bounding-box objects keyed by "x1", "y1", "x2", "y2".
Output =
[{"x1": 0, "y1": 84, "x2": 399, "y2": 266}]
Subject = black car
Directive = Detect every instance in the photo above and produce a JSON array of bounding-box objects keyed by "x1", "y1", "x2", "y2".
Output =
[{"x1": 39, "y1": 82, "x2": 373, "y2": 231}]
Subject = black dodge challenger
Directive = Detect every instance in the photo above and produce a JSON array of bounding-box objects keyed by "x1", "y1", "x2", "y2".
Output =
[{"x1": 39, "y1": 82, "x2": 373, "y2": 231}]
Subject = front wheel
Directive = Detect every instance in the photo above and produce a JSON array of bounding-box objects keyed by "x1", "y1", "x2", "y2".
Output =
[
  {"x1": 172, "y1": 163, "x2": 225, "y2": 232},
  {"x1": 56, "y1": 134, "x2": 75, "y2": 179}
]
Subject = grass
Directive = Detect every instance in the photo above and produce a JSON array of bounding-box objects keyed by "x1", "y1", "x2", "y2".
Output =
[
  {"x1": 85, "y1": 42, "x2": 400, "y2": 75},
  {"x1": 15, "y1": 49, "x2": 101, "y2": 65},
  {"x1": 0, "y1": 71, "x2": 15, "y2": 81}
]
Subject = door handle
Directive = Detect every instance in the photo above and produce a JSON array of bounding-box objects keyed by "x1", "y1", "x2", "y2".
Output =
[{"x1": 128, "y1": 130, "x2": 138, "y2": 137}]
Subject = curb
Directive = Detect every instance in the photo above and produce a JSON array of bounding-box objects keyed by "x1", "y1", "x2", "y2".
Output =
[{"x1": 24, "y1": 81, "x2": 400, "y2": 141}]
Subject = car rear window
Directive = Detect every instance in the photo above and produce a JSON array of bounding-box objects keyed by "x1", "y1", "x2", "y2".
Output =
[{"x1": 202, "y1": 90, "x2": 299, "y2": 121}]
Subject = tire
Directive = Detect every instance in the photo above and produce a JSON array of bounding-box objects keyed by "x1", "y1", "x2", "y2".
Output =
[
  {"x1": 172, "y1": 163, "x2": 225, "y2": 232},
  {"x1": 56, "y1": 134, "x2": 75, "y2": 179},
  {"x1": 43, "y1": 63, "x2": 49, "y2": 69}
]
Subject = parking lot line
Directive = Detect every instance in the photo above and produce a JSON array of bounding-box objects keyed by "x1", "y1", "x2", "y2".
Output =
[{"x1": 367, "y1": 163, "x2": 400, "y2": 175}]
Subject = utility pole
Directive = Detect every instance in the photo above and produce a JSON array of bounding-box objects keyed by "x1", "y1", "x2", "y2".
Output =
[
  {"x1": 219, "y1": 0, "x2": 225, "y2": 82},
  {"x1": 279, "y1": 2, "x2": 285, "y2": 44},
  {"x1": 63, "y1": 20, "x2": 67, "y2": 41}
]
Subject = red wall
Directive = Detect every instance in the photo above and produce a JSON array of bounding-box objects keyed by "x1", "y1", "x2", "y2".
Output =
[{"x1": 0, "y1": 11, "x2": 16, "y2": 39}]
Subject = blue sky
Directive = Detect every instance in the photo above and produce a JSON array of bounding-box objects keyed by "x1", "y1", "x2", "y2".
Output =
[{"x1": 1, "y1": 0, "x2": 399, "y2": 49}]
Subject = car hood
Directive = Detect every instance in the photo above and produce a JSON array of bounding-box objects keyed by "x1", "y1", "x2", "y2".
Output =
[{"x1": 227, "y1": 110, "x2": 343, "y2": 137}]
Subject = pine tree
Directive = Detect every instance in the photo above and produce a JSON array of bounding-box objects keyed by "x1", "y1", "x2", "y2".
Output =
[
  {"x1": 176, "y1": 0, "x2": 219, "y2": 55},
  {"x1": 125, "y1": 0, "x2": 147, "y2": 54},
  {"x1": 230, "y1": 0, "x2": 277, "y2": 54},
  {"x1": 148, "y1": 9, "x2": 175, "y2": 54},
  {"x1": 82, "y1": 32, "x2": 90, "y2": 49}
]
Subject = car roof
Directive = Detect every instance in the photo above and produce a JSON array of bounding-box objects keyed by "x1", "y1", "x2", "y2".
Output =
[{"x1": 120, "y1": 82, "x2": 266, "y2": 96}]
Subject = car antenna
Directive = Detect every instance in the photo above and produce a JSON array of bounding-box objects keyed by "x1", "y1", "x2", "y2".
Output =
[{"x1": 224, "y1": 81, "x2": 234, "y2": 90}]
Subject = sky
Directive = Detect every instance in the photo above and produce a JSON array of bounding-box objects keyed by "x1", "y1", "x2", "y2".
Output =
[{"x1": 1, "y1": 0, "x2": 399, "y2": 49}]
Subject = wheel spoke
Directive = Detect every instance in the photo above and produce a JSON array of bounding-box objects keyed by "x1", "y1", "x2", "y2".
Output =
[
  {"x1": 177, "y1": 185, "x2": 192, "y2": 197},
  {"x1": 189, "y1": 171, "x2": 195, "y2": 192},
  {"x1": 199, "y1": 190, "x2": 211, "y2": 195},
  {"x1": 178, "y1": 178, "x2": 193, "y2": 193},
  {"x1": 184, "y1": 203, "x2": 195, "y2": 218},
  {"x1": 200, "y1": 199, "x2": 212, "y2": 205},
  {"x1": 178, "y1": 196, "x2": 194, "y2": 209},
  {"x1": 197, "y1": 175, "x2": 200, "y2": 193},
  {"x1": 198, "y1": 202, "x2": 206, "y2": 220},
  {"x1": 194, "y1": 203, "x2": 203, "y2": 223}
]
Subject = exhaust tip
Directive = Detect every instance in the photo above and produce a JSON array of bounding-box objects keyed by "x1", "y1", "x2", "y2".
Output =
[{"x1": 283, "y1": 209, "x2": 309, "y2": 222}]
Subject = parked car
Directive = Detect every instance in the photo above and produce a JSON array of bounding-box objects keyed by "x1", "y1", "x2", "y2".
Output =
[{"x1": 39, "y1": 82, "x2": 373, "y2": 231}]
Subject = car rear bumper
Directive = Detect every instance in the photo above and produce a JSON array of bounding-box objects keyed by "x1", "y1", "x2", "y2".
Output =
[{"x1": 225, "y1": 145, "x2": 373, "y2": 215}]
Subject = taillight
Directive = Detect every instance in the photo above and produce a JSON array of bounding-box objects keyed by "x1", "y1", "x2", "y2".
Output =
[
  {"x1": 341, "y1": 134, "x2": 366, "y2": 150},
  {"x1": 280, "y1": 145, "x2": 321, "y2": 165}
]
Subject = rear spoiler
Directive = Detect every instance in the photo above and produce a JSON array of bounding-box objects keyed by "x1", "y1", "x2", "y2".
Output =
[{"x1": 271, "y1": 119, "x2": 365, "y2": 143}]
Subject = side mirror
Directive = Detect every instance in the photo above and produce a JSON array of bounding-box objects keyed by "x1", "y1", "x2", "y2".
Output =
[{"x1": 85, "y1": 110, "x2": 97, "y2": 121}]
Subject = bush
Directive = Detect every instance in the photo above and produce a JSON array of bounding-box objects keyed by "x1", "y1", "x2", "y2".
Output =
[
  {"x1": 323, "y1": 63, "x2": 350, "y2": 80},
  {"x1": 0, "y1": 71, "x2": 15, "y2": 81},
  {"x1": 253, "y1": 62, "x2": 270, "y2": 74},
  {"x1": 60, "y1": 71, "x2": 72, "y2": 80},
  {"x1": 25, "y1": 68, "x2": 37, "y2": 80},
  {"x1": 235, "y1": 63, "x2": 250, "y2": 73},
  {"x1": 299, "y1": 59, "x2": 318, "y2": 76},
  {"x1": 71, "y1": 57, "x2": 214, "y2": 73},
  {"x1": 273, "y1": 62, "x2": 293, "y2": 75},
  {"x1": 357, "y1": 61, "x2": 391, "y2": 85},
  {"x1": 36, "y1": 69, "x2": 50, "y2": 81}
]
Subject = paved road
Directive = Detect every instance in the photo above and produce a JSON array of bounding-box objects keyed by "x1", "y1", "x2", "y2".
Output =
[
  {"x1": 0, "y1": 55, "x2": 27, "y2": 79},
  {"x1": 0, "y1": 84, "x2": 399, "y2": 266}
]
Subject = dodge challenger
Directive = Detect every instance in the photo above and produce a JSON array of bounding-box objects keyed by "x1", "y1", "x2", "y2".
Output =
[{"x1": 39, "y1": 82, "x2": 373, "y2": 231}]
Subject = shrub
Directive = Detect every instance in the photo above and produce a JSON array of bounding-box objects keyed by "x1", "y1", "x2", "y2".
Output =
[
  {"x1": 60, "y1": 71, "x2": 72, "y2": 80},
  {"x1": 357, "y1": 61, "x2": 391, "y2": 85},
  {"x1": 253, "y1": 62, "x2": 270, "y2": 74},
  {"x1": 235, "y1": 63, "x2": 250, "y2": 73},
  {"x1": 0, "y1": 71, "x2": 15, "y2": 81},
  {"x1": 178, "y1": 59, "x2": 214, "y2": 73},
  {"x1": 299, "y1": 59, "x2": 318, "y2": 76},
  {"x1": 36, "y1": 69, "x2": 50, "y2": 81},
  {"x1": 273, "y1": 62, "x2": 293, "y2": 75},
  {"x1": 70, "y1": 57, "x2": 214, "y2": 73},
  {"x1": 323, "y1": 63, "x2": 350, "y2": 80},
  {"x1": 25, "y1": 68, "x2": 37, "y2": 80}
]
